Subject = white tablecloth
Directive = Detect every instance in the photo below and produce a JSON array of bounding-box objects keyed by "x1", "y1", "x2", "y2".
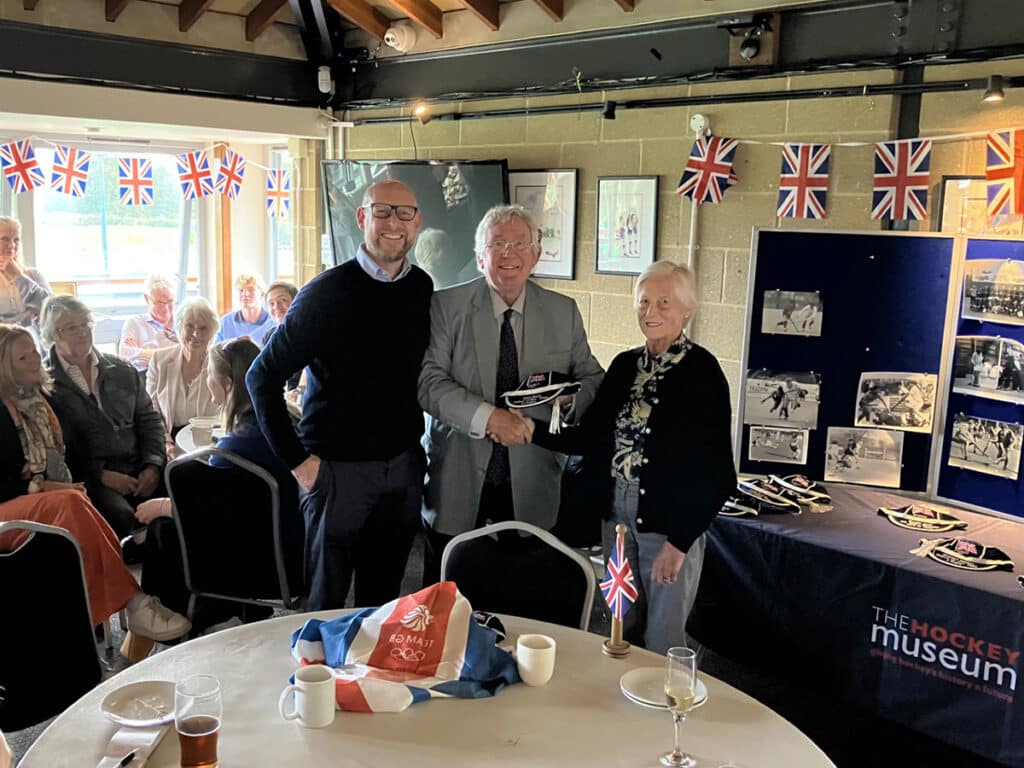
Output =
[
  {"x1": 20, "y1": 612, "x2": 836, "y2": 768},
  {"x1": 173, "y1": 424, "x2": 224, "y2": 454}
]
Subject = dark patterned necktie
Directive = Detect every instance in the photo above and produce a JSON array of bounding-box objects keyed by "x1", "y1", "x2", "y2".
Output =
[{"x1": 485, "y1": 308, "x2": 519, "y2": 485}]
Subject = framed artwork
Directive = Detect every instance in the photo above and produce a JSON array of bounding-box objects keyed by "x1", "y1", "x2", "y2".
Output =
[
  {"x1": 936, "y1": 174, "x2": 1024, "y2": 236},
  {"x1": 595, "y1": 176, "x2": 658, "y2": 275},
  {"x1": 321, "y1": 160, "x2": 509, "y2": 289},
  {"x1": 508, "y1": 169, "x2": 577, "y2": 280}
]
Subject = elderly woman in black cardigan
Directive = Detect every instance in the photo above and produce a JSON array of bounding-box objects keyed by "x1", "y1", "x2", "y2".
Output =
[{"x1": 528, "y1": 260, "x2": 736, "y2": 653}]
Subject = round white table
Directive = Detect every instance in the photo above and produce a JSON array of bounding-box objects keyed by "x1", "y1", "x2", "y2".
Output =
[
  {"x1": 173, "y1": 424, "x2": 225, "y2": 454},
  {"x1": 20, "y1": 613, "x2": 836, "y2": 768}
]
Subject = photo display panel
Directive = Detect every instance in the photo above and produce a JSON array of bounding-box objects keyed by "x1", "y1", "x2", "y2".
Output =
[
  {"x1": 741, "y1": 230, "x2": 955, "y2": 492},
  {"x1": 938, "y1": 237, "x2": 1024, "y2": 517}
]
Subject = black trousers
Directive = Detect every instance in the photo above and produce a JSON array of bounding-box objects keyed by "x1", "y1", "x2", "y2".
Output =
[
  {"x1": 301, "y1": 446, "x2": 425, "y2": 611},
  {"x1": 422, "y1": 479, "x2": 515, "y2": 588},
  {"x1": 87, "y1": 476, "x2": 166, "y2": 539}
]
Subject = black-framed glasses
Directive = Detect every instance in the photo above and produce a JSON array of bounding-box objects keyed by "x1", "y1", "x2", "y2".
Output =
[{"x1": 364, "y1": 203, "x2": 419, "y2": 221}]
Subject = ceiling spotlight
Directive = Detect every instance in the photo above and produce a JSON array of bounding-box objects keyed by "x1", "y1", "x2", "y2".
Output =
[
  {"x1": 602, "y1": 101, "x2": 617, "y2": 120},
  {"x1": 983, "y1": 74, "x2": 1005, "y2": 103},
  {"x1": 412, "y1": 101, "x2": 431, "y2": 125},
  {"x1": 739, "y1": 27, "x2": 762, "y2": 61}
]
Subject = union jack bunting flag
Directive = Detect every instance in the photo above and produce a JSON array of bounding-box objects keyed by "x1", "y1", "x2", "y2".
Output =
[
  {"x1": 677, "y1": 134, "x2": 739, "y2": 205},
  {"x1": 118, "y1": 157, "x2": 154, "y2": 207},
  {"x1": 266, "y1": 169, "x2": 291, "y2": 218},
  {"x1": 777, "y1": 143, "x2": 831, "y2": 219},
  {"x1": 871, "y1": 139, "x2": 932, "y2": 221},
  {"x1": 985, "y1": 130, "x2": 1024, "y2": 218},
  {"x1": 0, "y1": 140, "x2": 45, "y2": 194},
  {"x1": 50, "y1": 145, "x2": 91, "y2": 198},
  {"x1": 215, "y1": 149, "x2": 246, "y2": 200},
  {"x1": 176, "y1": 150, "x2": 214, "y2": 200},
  {"x1": 600, "y1": 529, "x2": 638, "y2": 622}
]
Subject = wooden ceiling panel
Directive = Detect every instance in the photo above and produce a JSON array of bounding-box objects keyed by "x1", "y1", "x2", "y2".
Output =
[
  {"x1": 458, "y1": 0, "x2": 499, "y2": 30},
  {"x1": 327, "y1": 0, "x2": 391, "y2": 41},
  {"x1": 106, "y1": 0, "x2": 131, "y2": 21},
  {"x1": 531, "y1": 0, "x2": 562, "y2": 22},
  {"x1": 388, "y1": 0, "x2": 443, "y2": 38},
  {"x1": 179, "y1": 0, "x2": 216, "y2": 32},
  {"x1": 245, "y1": 0, "x2": 288, "y2": 40}
]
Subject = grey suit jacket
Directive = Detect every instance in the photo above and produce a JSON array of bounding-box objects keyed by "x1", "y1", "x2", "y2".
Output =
[{"x1": 418, "y1": 277, "x2": 604, "y2": 535}]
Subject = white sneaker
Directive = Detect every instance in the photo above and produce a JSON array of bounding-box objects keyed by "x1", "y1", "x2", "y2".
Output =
[{"x1": 126, "y1": 595, "x2": 192, "y2": 642}]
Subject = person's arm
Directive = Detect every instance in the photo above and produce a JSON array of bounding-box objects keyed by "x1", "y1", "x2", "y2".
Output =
[
  {"x1": 118, "y1": 316, "x2": 147, "y2": 369},
  {"x1": 14, "y1": 270, "x2": 51, "y2": 316},
  {"x1": 246, "y1": 285, "x2": 321, "y2": 471},
  {"x1": 563, "y1": 300, "x2": 604, "y2": 421},
  {"x1": 417, "y1": 293, "x2": 491, "y2": 436},
  {"x1": 531, "y1": 353, "x2": 621, "y2": 456},
  {"x1": 133, "y1": 369, "x2": 168, "y2": 471}
]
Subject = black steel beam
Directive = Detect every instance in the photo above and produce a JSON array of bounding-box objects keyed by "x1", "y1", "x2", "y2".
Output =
[
  {"x1": 0, "y1": 19, "x2": 320, "y2": 105},
  {"x1": 342, "y1": 0, "x2": 1024, "y2": 106}
]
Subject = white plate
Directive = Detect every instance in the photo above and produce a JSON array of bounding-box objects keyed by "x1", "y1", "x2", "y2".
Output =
[
  {"x1": 101, "y1": 681, "x2": 176, "y2": 727},
  {"x1": 620, "y1": 667, "x2": 708, "y2": 710}
]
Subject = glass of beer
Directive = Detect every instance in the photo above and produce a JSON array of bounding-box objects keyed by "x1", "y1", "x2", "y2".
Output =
[
  {"x1": 661, "y1": 647, "x2": 698, "y2": 767},
  {"x1": 175, "y1": 675, "x2": 221, "y2": 768}
]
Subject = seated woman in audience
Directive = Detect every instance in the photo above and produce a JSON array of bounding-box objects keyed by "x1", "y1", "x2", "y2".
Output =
[
  {"x1": 147, "y1": 297, "x2": 219, "y2": 457},
  {"x1": 0, "y1": 216, "x2": 51, "y2": 344},
  {"x1": 262, "y1": 281, "x2": 301, "y2": 391},
  {"x1": 0, "y1": 323, "x2": 190, "y2": 645},
  {"x1": 136, "y1": 338, "x2": 302, "y2": 629},
  {"x1": 119, "y1": 274, "x2": 179, "y2": 372},
  {"x1": 527, "y1": 261, "x2": 736, "y2": 655},
  {"x1": 215, "y1": 273, "x2": 276, "y2": 345}
]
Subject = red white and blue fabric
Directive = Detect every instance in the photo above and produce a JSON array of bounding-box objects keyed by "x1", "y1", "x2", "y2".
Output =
[
  {"x1": 676, "y1": 134, "x2": 739, "y2": 205},
  {"x1": 985, "y1": 130, "x2": 1024, "y2": 218},
  {"x1": 0, "y1": 140, "x2": 45, "y2": 194},
  {"x1": 289, "y1": 582, "x2": 518, "y2": 713},
  {"x1": 777, "y1": 143, "x2": 830, "y2": 219},
  {"x1": 118, "y1": 157, "x2": 154, "y2": 206},
  {"x1": 176, "y1": 150, "x2": 214, "y2": 200},
  {"x1": 215, "y1": 150, "x2": 246, "y2": 200},
  {"x1": 266, "y1": 169, "x2": 291, "y2": 218},
  {"x1": 50, "y1": 145, "x2": 91, "y2": 197},
  {"x1": 600, "y1": 529, "x2": 638, "y2": 621},
  {"x1": 871, "y1": 139, "x2": 932, "y2": 221}
]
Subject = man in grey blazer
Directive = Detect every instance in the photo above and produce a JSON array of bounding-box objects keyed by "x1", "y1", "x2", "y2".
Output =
[{"x1": 418, "y1": 204, "x2": 604, "y2": 584}]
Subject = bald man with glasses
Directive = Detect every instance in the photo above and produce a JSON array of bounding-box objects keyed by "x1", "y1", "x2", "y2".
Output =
[
  {"x1": 248, "y1": 179, "x2": 433, "y2": 610},
  {"x1": 418, "y1": 204, "x2": 604, "y2": 584}
]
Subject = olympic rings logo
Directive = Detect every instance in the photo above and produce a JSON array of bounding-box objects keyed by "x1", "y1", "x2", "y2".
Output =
[{"x1": 390, "y1": 647, "x2": 426, "y2": 661}]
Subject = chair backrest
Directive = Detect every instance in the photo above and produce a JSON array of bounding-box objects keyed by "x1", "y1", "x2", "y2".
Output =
[
  {"x1": 165, "y1": 448, "x2": 302, "y2": 612},
  {"x1": 0, "y1": 521, "x2": 102, "y2": 731},
  {"x1": 440, "y1": 521, "x2": 597, "y2": 631}
]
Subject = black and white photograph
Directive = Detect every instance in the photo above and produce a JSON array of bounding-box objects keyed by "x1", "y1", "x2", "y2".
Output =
[
  {"x1": 748, "y1": 426, "x2": 809, "y2": 465},
  {"x1": 952, "y1": 335, "x2": 1024, "y2": 405},
  {"x1": 760, "y1": 290, "x2": 823, "y2": 336},
  {"x1": 949, "y1": 413, "x2": 1023, "y2": 481},
  {"x1": 824, "y1": 427, "x2": 904, "y2": 488},
  {"x1": 854, "y1": 372, "x2": 937, "y2": 433},
  {"x1": 962, "y1": 258, "x2": 1024, "y2": 326},
  {"x1": 744, "y1": 370, "x2": 821, "y2": 430}
]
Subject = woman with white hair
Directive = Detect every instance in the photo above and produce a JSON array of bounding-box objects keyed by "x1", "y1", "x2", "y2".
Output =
[
  {"x1": 0, "y1": 216, "x2": 51, "y2": 340},
  {"x1": 119, "y1": 274, "x2": 179, "y2": 371},
  {"x1": 147, "y1": 297, "x2": 220, "y2": 457},
  {"x1": 529, "y1": 260, "x2": 736, "y2": 654}
]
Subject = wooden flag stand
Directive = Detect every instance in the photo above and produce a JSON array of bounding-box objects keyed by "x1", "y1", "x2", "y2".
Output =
[{"x1": 602, "y1": 523, "x2": 632, "y2": 658}]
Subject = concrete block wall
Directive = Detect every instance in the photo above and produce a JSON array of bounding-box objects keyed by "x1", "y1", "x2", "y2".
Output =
[{"x1": 340, "y1": 63, "x2": 1011, "y2": 412}]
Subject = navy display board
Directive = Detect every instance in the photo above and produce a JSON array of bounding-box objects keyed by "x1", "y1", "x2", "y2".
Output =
[
  {"x1": 741, "y1": 230, "x2": 955, "y2": 491},
  {"x1": 937, "y1": 237, "x2": 1024, "y2": 518}
]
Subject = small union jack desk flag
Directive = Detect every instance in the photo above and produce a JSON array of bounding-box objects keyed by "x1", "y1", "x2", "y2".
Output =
[
  {"x1": 871, "y1": 138, "x2": 932, "y2": 221},
  {"x1": 0, "y1": 140, "x2": 46, "y2": 194},
  {"x1": 215, "y1": 150, "x2": 246, "y2": 200},
  {"x1": 777, "y1": 143, "x2": 830, "y2": 219},
  {"x1": 50, "y1": 145, "x2": 91, "y2": 198},
  {"x1": 986, "y1": 130, "x2": 1024, "y2": 218},
  {"x1": 177, "y1": 150, "x2": 214, "y2": 200},
  {"x1": 600, "y1": 528, "x2": 638, "y2": 621},
  {"x1": 118, "y1": 157, "x2": 154, "y2": 206},
  {"x1": 266, "y1": 169, "x2": 291, "y2": 218},
  {"x1": 677, "y1": 134, "x2": 739, "y2": 205}
]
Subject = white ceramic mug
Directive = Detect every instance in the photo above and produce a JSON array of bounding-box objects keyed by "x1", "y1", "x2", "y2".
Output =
[
  {"x1": 188, "y1": 416, "x2": 218, "y2": 446},
  {"x1": 278, "y1": 665, "x2": 336, "y2": 728},
  {"x1": 516, "y1": 634, "x2": 557, "y2": 686}
]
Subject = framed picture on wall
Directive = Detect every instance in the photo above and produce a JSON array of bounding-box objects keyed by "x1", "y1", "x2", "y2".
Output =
[
  {"x1": 508, "y1": 169, "x2": 577, "y2": 280},
  {"x1": 936, "y1": 174, "x2": 1024, "y2": 236},
  {"x1": 595, "y1": 176, "x2": 658, "y2": 275}
]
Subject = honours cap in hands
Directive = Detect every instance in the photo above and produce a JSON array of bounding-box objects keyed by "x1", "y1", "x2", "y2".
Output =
[{"x1": 501, "y1": 372, "x2": 582, "y2": 409}]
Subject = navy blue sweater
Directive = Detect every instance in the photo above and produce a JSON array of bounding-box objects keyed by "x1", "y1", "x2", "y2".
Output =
[{"x1": 247, "y1": 259, "x2": 433, "y2": 469}]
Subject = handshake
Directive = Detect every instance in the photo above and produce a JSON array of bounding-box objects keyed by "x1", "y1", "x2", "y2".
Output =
[{"x1": 485, "y1": 408, "x2": 535, "y2": 446}]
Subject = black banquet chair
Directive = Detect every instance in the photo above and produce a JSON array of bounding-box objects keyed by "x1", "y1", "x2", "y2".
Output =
[
  {"x1": 0, "y1": 521, "x2": 102, "y2": 731},
  {"x1": 440, "y1": 520, "x2": 597, "y2": 630},
  {"x1": 165, "y1": 448, "x2": 304, "y2": 632}
]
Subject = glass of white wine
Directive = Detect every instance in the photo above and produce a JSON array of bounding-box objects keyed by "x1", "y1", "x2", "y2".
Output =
[{"x1": 662, "y1": 646, "x2": 698, "y2": 767}]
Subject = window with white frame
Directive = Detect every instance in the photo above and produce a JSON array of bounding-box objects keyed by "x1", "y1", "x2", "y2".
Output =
[{"x1": 267, "y1": 147, "x2": 294, "y2": 283}]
